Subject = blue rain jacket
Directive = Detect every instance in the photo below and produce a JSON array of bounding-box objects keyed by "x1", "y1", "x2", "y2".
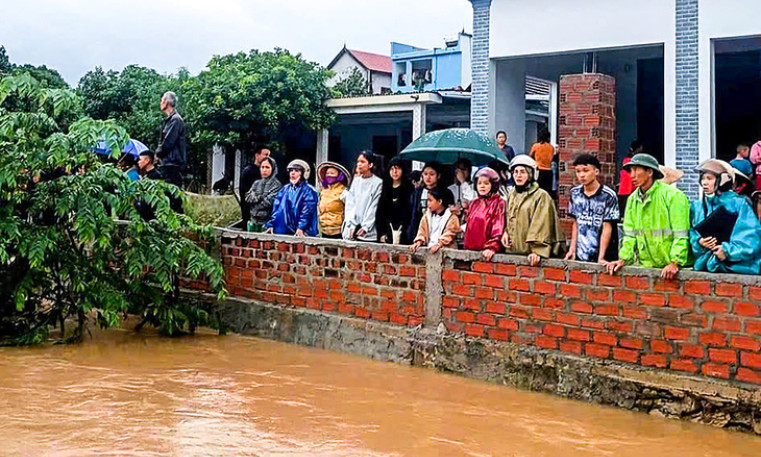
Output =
[
  {"x1": 266, "y1": 180, "x2": 319, "y2": 236},
  {"x1": 689, "y1": 191, "x2": 761, "y2": 274}
]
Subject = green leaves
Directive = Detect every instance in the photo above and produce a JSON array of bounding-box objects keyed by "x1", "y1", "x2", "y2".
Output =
[
  {"x1": 0, "y1": 73, "x2": 226, "y2": 344},
  {"x1": 182, "y1": 48, "x2": 335, "y2": 155},
  {"x1": 333, "y1": 67, "x2": 371, "y2": 98}
]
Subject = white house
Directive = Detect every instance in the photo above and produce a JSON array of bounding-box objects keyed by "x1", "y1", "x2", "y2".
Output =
[
  {"x1": 468, "y1": 0, "x2": 761, "y2": 200},
  {"x1": 327, "y1": 47, "x2": 392, "y2": 95}
]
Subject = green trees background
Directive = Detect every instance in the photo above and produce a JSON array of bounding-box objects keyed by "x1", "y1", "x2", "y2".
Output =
[
  {"x1": 0, "y1": 71, "x2": 225, "y2": 345},
  {"x1": 0, "y1": 43, "x2": 365, "y2": 344}
]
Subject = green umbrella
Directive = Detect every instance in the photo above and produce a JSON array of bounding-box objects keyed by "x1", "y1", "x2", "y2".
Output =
[{"x1": 398, "y1": 128, "x2": 510, "y2": 167}]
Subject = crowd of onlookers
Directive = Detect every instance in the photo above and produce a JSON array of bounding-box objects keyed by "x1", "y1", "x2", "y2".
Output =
[
  {"x1": 110, "y1": 91, "x2": 761, "y2": 278},
  {"x1": 233, "y1": 130, "x2": 761, "y2": 278}
]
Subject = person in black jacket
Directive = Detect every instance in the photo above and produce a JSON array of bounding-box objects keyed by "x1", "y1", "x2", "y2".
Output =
[
  {"x1": 156, "y1": 91, "x2": 186, "y2": 188},
  {"x1": 239, "y1": 146, "x2": 271, "y2": 225},
  {"x1": 376, "y1": 156, "x2": 413, "y2": 244}
]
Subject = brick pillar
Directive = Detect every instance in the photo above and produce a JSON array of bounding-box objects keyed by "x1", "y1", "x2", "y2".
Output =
[
  {"x1": 469, "y1": 0, "x2": 491, "y2": 134},
  {"x1": 557, "y1": 73, "x2": 617, "y2": 235},
  {"x1": 675, "y1": 0, "x2": 700, "y2": 200}
]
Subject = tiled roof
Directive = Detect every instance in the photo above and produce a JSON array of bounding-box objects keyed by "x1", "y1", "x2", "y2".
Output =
[{"x1": 346, "y1": 49, "x2": 392, "y2": 74}]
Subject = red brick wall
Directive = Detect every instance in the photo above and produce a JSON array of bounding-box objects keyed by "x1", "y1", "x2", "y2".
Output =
[
  {"x1": 219, "y1": 233, "x2": 426, "y2": 326},
  {"x1": 557, "y1": 73, "x2": 617, "y2": 234},
  {"x1": 187, "y1": 231, "x2": 761, "y2": 386},
  {"x1": 442, "y1": 252, "x2": 761, "y2": 385}
]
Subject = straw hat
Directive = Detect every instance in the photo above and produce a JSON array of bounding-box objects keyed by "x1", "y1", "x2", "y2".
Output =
[{"x1": 658, "y1": 166, "x2": 684, "y2": 185}]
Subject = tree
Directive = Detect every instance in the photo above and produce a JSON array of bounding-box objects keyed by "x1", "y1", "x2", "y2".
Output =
[
  {"x1": 334, "y1": 67, "x2": 370, "y2": 97},
  {"x1": 0, "y1": 46, "x2": 11, "y2": 76},
  {"x1": 13, "y1": 64, "x2": 68, "y2": 89},
  {"x1": 182, "y1": 48, "x2": 335, "y2": 159},
  {"x1": 77, "y1": 65, "x2": 170, "y2": 147},
  {"x1": 0, "y1": 73, "x2": 225, "y2": 344}
]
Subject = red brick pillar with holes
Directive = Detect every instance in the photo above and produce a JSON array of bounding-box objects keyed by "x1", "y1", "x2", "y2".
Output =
[{"x1": 556, "y1": 74, "x2": 617, "y2": 235}]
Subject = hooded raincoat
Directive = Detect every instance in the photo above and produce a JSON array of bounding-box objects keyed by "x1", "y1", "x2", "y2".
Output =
[
  {"x1": 690, "y1": 191, "x2": 761, "y2": 274},
  {"x1": 245, "y1": 159, "x2": 282, "y2": 227},
  {"x1": 504, "y1": 181, "x2": 566, "y2": 258},
  {"x1": 265, "y1": 180, "x2": 319, "y2": 236},
  {"x1": 464, "y1": 193, "x2": 506, "y2": 252},
  {"x1": 620, "y1": 180, "x2": 691, "y2": 268}
]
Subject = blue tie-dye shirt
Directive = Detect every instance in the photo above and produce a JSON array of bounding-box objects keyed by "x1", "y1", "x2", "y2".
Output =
[{"x1": 568, "y1": 184, "x2": 620, "y2": 262}]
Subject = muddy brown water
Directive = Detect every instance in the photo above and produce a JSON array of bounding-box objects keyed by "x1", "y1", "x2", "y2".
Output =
[{"x1": 1, "y1": 328, "x2": 761, "y2": 457}]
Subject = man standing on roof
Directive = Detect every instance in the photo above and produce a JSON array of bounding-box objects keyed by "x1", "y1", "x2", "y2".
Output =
[{"x1": 606, "y1": 154, "x2": 692, "y2": 279}]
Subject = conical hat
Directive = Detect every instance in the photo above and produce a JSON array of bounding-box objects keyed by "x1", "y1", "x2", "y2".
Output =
[{"x1": 316, "y1": 161, "x2": 351, "y2": 188}]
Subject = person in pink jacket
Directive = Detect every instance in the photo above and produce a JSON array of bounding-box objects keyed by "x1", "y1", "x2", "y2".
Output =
[{"x1": 750, "y1": 140, "x2": 761, "y2": 190}]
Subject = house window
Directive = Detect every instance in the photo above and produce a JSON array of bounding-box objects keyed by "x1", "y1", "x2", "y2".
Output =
[
  {"x1": 396, "y1": 62, "x2": 407, "y2": 86},
  {"x1": 412, "y1": 60, "x2": 433, "y2": 85}
]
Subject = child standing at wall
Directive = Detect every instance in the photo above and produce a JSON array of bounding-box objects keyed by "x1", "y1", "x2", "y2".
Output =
[
  {"x1": 564, "y1": 154, "x2": 620, "y2": 263},
  {"x1": 410, "y1": 187, "x2": 460, "y2": 253}
]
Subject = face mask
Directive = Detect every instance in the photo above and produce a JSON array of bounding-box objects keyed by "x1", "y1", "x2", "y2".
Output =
[{"x1": 322, "y1": 173, "x2": 345, "y2": 188}]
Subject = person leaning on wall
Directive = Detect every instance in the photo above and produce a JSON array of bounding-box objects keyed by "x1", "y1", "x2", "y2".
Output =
[
  {"x1": 501, "y1": 155, "x2": 566, "y2": 266},
  {"x1": 342, "y1": 151, "x2": 384, "y2": 242},
  {"x1": 245, "y1": 156, "x2": 281, "y2": 233},
  {"x1": 264, "y1": 159, "x2": 318, "y2": 237},
  {"x1": 317, "y1": 161, "x2": 351, "y2": 239},
  {"x1": 689, "y1": 159, "x2": 761, "y2": 275},
  {"x1": 606, "y1": 153, "x2": 692, "y2": 280}
]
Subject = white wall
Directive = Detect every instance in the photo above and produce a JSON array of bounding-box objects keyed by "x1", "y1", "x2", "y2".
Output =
[
  {"x1": 328, "y1": 52, "x2": 370, "y2": 87},
  {"x1": 488, "y1": 0, "x2": 676, "y2": 167},
  {"x1": 489, "y1": 0, "x2": 672, "y2": 58},
  {"x1": 371, "y1": 72, "x2": 392, "y2": 94},
  {"x1": 460, "y1": 33, "x2": 472, "y2": 89},
  {"x1": 492, "y1": 47, "x2": 660, "y2": 160},
  {"x1": 699, "y1": 0, "x2": 761, "y2": 162},
  {"x1": 493, "y1": 60, "x2": 527, "y2": 155}
]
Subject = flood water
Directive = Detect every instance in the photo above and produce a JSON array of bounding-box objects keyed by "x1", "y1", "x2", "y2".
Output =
[{"x1": 2, "y1": 328, "x2": 761, "y2": 457}]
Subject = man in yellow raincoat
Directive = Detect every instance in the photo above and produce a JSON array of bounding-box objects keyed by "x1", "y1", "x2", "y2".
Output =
[{"x1": 607, "y1": 154, "x2": 692, "y2": 279}]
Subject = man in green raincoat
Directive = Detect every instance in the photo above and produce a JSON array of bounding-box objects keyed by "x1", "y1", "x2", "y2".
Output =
[
  {"x1": 607, "y1": 154, "x2": 692, "y2": 279},
  {"x1": 501, "y1": 155, "x2": 566, "y2": 266}
]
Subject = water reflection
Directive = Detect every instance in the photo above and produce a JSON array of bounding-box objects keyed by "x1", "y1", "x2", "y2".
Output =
[{"x1": 1, "y1": 327, "x2": 760, "y2": 456}]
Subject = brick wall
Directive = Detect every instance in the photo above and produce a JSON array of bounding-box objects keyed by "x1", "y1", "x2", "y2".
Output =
[
  {"x1": 675, "y1": 0, "x2": 700, "y2": 200},
  {"x1": 469, "y1": 0, "x2": 492, "y2": 134},
  {"x1": 220, "y1": 233, "x2": 426, "y2": 326},
  {"x1": 189, "y1": 230, "x2": 761, "y2": 386},
  {"x1": 557, "y1": 73, "x2": 617, "y2": 234},
  {"x1": 442, "y1": 250, "x2": 761, "y2": 385}
]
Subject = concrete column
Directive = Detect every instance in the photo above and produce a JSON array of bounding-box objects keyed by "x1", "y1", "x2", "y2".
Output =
[
  {"x1": 469, "y1": 0, "x2": 492, "y2": 134},
  {"x1": 424, "y1": 251, "x2": 443, "y2": 327},
  {"x1": 211, "y1": 144, "x2": 225, "y2": 192},
  {"x1": 557, "y1": 74, "x2": 617, "y2": 235},
  {"x1": 234, "y1": 149, "x2": 242, "y2": 193},
  {"x1": 412, "y1": 103, "x2": 427, "y2": 140},
  {"x1": 675, "y1": 0, "x2": 700, "y2": 200},
  {"x1": 316, "y1": 128, "x2": 329, "y2": 165}
]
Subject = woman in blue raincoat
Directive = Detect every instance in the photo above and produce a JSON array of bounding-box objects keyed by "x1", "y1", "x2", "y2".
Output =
[
  {"x1": 265, "y1": 159, "x2": 319, "y2": 237},
  {"x1": 690, "y1": 159, "x2": 761, "y2": 274}
]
